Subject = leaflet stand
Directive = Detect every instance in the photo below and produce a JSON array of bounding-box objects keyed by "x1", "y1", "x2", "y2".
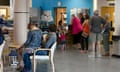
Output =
[{"x1": 9, "y1": 49, "x2": 18, "y2": 68}]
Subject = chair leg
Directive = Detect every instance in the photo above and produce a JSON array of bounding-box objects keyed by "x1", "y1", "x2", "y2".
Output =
[
  {"x1": 51, "y1": 59, "x2": 55, "y2": 72},
  {"x1": 33, "y1": 59, "x2": 36, "y2": 72},
  {"x1": 0, "y1": 63, "x2": 3, "y2": 72}
]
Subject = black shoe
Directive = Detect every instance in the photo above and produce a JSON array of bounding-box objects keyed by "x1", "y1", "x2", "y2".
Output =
[
  {"x1": 102, "y1": 53, "x2": 110, "y2": 56},
  {"x1": 78, "y1": 48, "x2": 82, "y2": 50},
  {"x1": 16, "y1": 66, "x2": 23, "y2": 71}
]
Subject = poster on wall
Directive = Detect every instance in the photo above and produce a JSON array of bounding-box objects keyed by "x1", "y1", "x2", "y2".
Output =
[
  {"x1": 80, "y1": 8, "x2": 90, "y2": 15},
  {"x1": 41, "y1": 10, "x2": 53, "y2": 22},
  {"x1": 70, "y1": 8, "x2": 77, "y2": 24},
  {"x1": 70, "y1": 8, "x2": 90, "y2": 23},
  {"x1": 70, "y1": 8, "x2": 77, "y2": 16},
  {"x1": 70, "y1": 8, "x2": 90, "y2": 16}
]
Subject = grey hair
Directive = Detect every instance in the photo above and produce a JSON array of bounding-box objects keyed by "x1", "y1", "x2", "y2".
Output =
[
  {"x1": 94, "y1": 10, "x2": 99, "y2": 16},
  {"x1": 104, "y1": 13, "x2": 110, "y2": 19}
]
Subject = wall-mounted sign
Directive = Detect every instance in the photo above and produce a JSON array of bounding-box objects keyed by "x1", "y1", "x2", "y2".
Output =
[{"x1": 58, "y1": 1, "x2": 61, "y2": 6}]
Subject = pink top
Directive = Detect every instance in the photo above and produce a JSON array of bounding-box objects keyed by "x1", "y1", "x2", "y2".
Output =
[
  {"x1": 60, "y1": 34, "x2": 66, "y2": 41},
  {"x1": 71, "y1": 17, "x2": 83, "y2": 34}
]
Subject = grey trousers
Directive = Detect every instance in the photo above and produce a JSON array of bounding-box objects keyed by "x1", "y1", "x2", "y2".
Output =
[{"x1": 103, "y1": 34, "x2": 110, "y2": 53}]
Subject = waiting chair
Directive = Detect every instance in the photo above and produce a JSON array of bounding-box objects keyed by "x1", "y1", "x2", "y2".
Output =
[
  {"x1": 0, "y1": 41, "x2": 6, "y2": 72},
  {"x1": 31, "y1": 42, "x2": 57, "y2": 72}
]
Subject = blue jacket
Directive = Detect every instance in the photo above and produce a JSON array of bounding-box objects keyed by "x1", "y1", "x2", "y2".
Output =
[
  {"x1": 24, "y1": 29, "x2": 42, "y2": 49},
  {"x1": 0, "y1": 34, "x2": 4, "y2": 45},
  {"x1": 0, "y1": 29, "x2": 4, "y2": 45},
  {"x1": 45, "y1": 33, "x2": 57, "y2": 48}
]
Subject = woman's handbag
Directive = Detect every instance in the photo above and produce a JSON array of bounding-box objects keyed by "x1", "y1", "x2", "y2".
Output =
[{"x1": 82, "y1": 31, "x2": 88, "y2": 38}]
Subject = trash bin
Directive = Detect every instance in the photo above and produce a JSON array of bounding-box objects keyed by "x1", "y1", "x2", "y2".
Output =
[{"x1": 111, "y1": 35, "x2": 120, "y2": 57}]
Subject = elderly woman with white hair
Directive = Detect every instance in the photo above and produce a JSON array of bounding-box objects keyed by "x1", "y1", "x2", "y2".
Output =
[{"x1": 102, "y1": 14, "x2": 111, "y2": 56}]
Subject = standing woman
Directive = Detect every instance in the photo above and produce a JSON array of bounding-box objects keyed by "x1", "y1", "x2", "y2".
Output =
[
  {"x1": 71, "y1": 14, "x2": 83, "y2": 50},
  {"x1": 81, "y1": 14, "x2": 90, "y2": 53},
  {"x1": 102, "y1": 14, "x2": 111, "y2": 56},
  {"x1": 78, "y1": 13, "x2": 84, "y2": 24}
]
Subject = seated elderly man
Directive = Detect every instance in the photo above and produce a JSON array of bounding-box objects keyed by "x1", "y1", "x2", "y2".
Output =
[{"x1": 17, "y1": 23, "x2": 57, "y2": 72}]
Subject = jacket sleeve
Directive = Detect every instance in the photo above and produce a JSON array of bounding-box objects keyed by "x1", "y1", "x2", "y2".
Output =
[
  {"x1": 24, "y1": 31, "x2": 33, "y2": 47},
  {"x1": 45, "y1": 34, "x2": 56, "y2": 48}
]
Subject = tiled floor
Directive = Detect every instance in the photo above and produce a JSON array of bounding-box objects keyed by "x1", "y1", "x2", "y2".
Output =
[
  {"x1": 3, "y1": 48, "x2": 120, "y2": 72},
  {"x1": 55, "y1": 49, "x2": 120, "y2": 72}
]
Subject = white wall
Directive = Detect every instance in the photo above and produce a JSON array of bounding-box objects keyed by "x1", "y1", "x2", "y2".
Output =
[
  {"x1": 113, "y1": 0, "x2": 120, "y2": 35},
  {"x1": 97, "y1": 0, "x2": 108, "y2": 15}
]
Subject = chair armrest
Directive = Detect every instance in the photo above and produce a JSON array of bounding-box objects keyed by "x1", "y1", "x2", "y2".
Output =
[
  {"x1": 33, "y1": 48, "x2": 51, "y2": 57},
  {"x1": 34, "y1": 48, "x2": 51, "y2": 52}
]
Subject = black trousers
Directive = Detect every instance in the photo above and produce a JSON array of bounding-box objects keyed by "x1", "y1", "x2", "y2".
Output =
[{"x1": 81, "y1": 36, "x2": 89, "y2": 50}]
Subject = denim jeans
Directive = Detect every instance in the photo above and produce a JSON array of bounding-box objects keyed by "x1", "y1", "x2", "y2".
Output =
[
  {"x1": 23, "y1": 52, "x2": 32, "y2": 70},
  {"x1": 23, "y1": 50, "x2": 48, "y2": 72}
]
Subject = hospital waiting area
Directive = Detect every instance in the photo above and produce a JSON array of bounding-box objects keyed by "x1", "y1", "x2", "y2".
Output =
[{"x1": 0, "y1": 0, "x2": 120, "y2": 72}]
